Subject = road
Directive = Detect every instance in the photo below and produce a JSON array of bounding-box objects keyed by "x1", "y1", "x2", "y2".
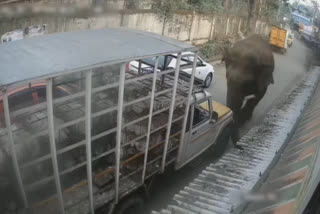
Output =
[{"x1": 145, "y1": 38, "x2": 311, "y2": 212}]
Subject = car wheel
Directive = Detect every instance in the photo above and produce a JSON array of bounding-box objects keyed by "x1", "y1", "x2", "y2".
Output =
[{"x1": 203, "y1": 73, "x2": 213, "y2": 88}]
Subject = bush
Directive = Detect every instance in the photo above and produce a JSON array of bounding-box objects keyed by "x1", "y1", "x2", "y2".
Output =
[{"x1": 199, "y1": 37, "x2": 235, "y2": 60}]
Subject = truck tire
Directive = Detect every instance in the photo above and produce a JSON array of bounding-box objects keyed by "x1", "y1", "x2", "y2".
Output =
[
  {"x1": 212, "y1": 126, "x2": 231, "y2": 158},
  {"x1": 114, "y1": 195, "x2": 145, "y2": 214}
]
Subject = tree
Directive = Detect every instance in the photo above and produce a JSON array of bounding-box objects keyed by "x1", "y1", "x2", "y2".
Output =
[
  {"x1": 187, "y1": 0, "x2": 224, "y2": 13},
  {"x1": 246, "y1": 0, "x2": 256, "y2": 33},
  {"x1": 245, "y1": 0, "x2": 288, "y2": 33}
]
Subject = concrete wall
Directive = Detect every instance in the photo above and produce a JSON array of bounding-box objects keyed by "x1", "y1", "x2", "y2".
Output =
[{"x1": 0, "y1": 10, "x2": 271, "y2": 45}]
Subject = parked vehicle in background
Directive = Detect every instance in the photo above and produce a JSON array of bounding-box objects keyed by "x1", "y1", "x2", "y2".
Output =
[
  {"x1": 269, "y1": 26, "x2": 288, "y2": 54},
  {"x1": 1, "y1": 24, "x2": 46, "y2": 43},
  {"x1": 0, "y1": 28, "x2": 232, "y2": 214},
  {"x1": 129, "y1": 52, "x2": 215, "y2": 88}
]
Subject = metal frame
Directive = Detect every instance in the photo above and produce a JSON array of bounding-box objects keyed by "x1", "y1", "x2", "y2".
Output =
[
  {"x1": 161, "y1": 53, "x2": 182, "y2": 173},
  {"x1": 0, "y1": 49, "x2": 200, "y2": 213},
  {"x1": 115, "y1": 63, "x2": 126, "y2": 203},
  {"x1": 190, "y1": 98, "x2": 212, "y2": 131},
  {"x1": 176, "y1": 52, "x2": 198, "y2": 167},
  {"x1": 19, "y1": 99, "x2": 186, "y2": 192},
  {"x1": 85, "y1": 70, "x2": 94, "y2": 214},
  {"x1": 142, "y1": 57, "x2": 159, "y2": 182},
  {"x1": 46, "y1": 78, "x2": 65, "y2": 214},
  {"x1": 0, "y1": 25, "x2": 206, "y2": 214},
  {"x1": 2, "y1": 88, "x2": 28, "y2": 208}
]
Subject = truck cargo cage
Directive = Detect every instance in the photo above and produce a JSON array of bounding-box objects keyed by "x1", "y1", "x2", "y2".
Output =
[{"x1": 0, "y1": 28, "x2": 198, "y2": 214}]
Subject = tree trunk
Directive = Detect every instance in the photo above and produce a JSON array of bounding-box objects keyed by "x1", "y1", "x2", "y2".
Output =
[
  {"x1": 224, "y1": 0, "x2": 234, "y2": 11},
  {"x1": 246, "y1": 0, "x2": 256, "y2": 34}
]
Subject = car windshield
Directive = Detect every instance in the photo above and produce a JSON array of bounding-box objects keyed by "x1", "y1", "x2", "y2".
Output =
[
  {"x1": 141, "y1": 54, "x2": 193, "y2": 70},
  {"x1": 141, "y1": 55, "x2": 170, "y2": 70}
]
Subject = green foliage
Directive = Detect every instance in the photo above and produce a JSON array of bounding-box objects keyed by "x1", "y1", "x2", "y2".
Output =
[
  {"x1": 151, "y1": 0, "x2": 224, "y2": 20},
  {"x1": 265, "y1": 0, "x2": 280, "y2": 16},
  {"x1": 230, "y1": 0, "x2": 248, "y2": 15},
  {"x1": 151, "y1": 0, "x2": 184, "y2": 19},
  {"x1": 186, "y1": 0, "x2": 224, "y2": 13},
  {"x1": 257, "y1": 0, "x2": 281, "y2": 23},
  {"x1": 125, "y1": 0, "x2": 140, "y2": 9},
  {"x1": 291, "y1": 1, "x2": 299, "y2": 10},
  {"x1": 200, "y1": 42, "x2": 217, "y2": 59},
  {"x1": 200, "y1": 38, "x2": 233, "y2": 59}
]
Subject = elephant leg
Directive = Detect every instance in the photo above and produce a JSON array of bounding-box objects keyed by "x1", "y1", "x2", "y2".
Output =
[
  {"x1": 226, "y1": 82, "x2": 244, "y2": 146},
  {"x1": 230, "y1": 119, "x2": 243, "y2": 149},
  {"x1": 239, "y1": 87, "x2": 267, "y2": 124}
]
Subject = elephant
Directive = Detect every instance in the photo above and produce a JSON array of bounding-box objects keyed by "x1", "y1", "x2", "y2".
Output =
[{"x1": 223, "y1": 34, "x2": 275, "y2": 144}]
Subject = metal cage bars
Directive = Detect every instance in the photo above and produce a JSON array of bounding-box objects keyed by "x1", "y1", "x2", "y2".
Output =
[
  {"x1": 21, "y1": 99, "x2": 185, "y2": 193},
  {"x1": 46, "y1": 78, "x2": 65, "y2": 214},
  {"x1": 161, "y1": 53, "x2": 182, "y2": 173},
  {"x1": 115, "y1": 63, "x2": 126, "y2": 203},
  {"x1": 2, "y1": 88, "x2": 28, "y2": 208},
  {"x1": 85, "y1": 71, "x2": 94, "y2": 214},
  {"x1": 1, "y1": 51, "x2": 191, "y2": 212},
  {"x1": 141, "y1": 56, "x2": 159, "y2": 182},
  {"x1": 176, "y1": 52, "x2": 198, "y2": 168}
]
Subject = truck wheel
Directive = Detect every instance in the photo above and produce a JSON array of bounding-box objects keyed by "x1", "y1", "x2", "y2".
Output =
[
  {"x1": 212, "y1": 126, "x2": 231, "y2": 158},
  {"x1": 114, "y1": 195, "x2": 145, "y2": 214},
  {"x1": 203, "y1": 73, "x2": 212, "y2": 88}
]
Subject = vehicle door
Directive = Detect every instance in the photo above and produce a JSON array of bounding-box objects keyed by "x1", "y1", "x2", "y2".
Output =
[{"x1": 176, "y1": 98, "x2": 220, "y2": 169}]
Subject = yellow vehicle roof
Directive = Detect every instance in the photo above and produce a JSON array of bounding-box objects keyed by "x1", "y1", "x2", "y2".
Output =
[{"x1": 200, "y1": 100, "x2": 231, "y2": 119}]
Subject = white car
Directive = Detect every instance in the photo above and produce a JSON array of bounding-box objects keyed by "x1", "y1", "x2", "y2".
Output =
[
  {"x1": 1, "y1": 24, "x2": 46, "y2": 43},
  {"x1": 129, "y1": 52, "x2": 215, "y2": 88}
]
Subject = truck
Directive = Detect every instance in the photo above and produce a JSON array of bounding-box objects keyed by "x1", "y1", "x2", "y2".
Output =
[
  {"x1": 269, "y1": 25, "x2": 288, "y2": 54},
  {"x1": 0, "y1": 28, "x2": 233, "y2": 214}
]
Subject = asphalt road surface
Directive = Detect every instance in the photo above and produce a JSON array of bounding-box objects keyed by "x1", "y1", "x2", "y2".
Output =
[{"x1": 145, "y1": 38, "x2": 312, "y2": 213}]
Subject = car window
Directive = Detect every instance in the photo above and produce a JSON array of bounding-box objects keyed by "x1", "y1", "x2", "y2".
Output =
[
  {"x1": 188, "y1": 55, "x2": 202, "y2": 65},
  {"x1": 192, "y1": 100, "x2": 210, "y2": 128},
  {"x1": 180, "y1": 56, "x2": 191, "y2": 67},
  {"x1": 142, "y1": 55, "x2": 173, "y2": 70}
]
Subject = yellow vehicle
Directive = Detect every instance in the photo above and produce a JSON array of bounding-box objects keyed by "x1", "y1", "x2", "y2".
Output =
[{"x1": 269, "y1": 26, "x2": 288, "y2": 54}]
